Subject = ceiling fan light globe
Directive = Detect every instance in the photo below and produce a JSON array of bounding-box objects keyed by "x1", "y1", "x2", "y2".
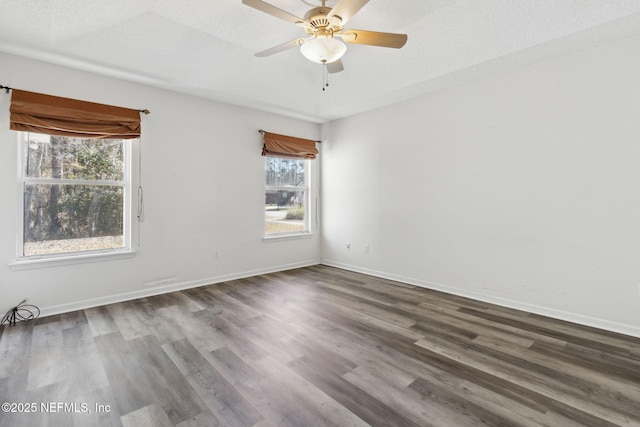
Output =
[{"x1": 300, "y1": 37, "x2": 347, "y2": 64}]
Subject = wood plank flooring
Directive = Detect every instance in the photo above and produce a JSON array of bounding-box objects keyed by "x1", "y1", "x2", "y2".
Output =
[{"x1": 1, "y1": 265, "x2": 640, "y2": 426}]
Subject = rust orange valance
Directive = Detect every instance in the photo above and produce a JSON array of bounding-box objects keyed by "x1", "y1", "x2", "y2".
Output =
[
  {"x1": 9, "y1": 89, "x2": 141, "y2": 139},
  {"x1": 261, "y1": 131, "x2": 319, "y2": 159}
]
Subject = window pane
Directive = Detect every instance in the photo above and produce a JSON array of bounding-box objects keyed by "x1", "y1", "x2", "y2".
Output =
[
  {"x1": 265, "y1": 157, "x2": 305, "y2": 187},
  {"x1": 265, "y1": 190, "x2": 305, "y2": 235},
  {"x1": 23, "y1": 184, "x2": 124, "y2": 256},
  {"x1": 25, "y1": 134, "x2": 124, "y2": 181}
]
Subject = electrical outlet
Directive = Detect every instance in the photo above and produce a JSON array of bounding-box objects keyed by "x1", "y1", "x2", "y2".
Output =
[
  {"x1": 214, "y1": 250, "x2": 220, "y2": 260},
  {"x1": 346, "y1": 242, "x2": 351, "y2": 250},
  {"x1": 364, "y1": 244, "x2": 369, "y2": 254}
]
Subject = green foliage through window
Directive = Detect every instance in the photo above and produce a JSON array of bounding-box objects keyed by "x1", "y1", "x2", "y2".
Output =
[{"x1": 21, "y1": 133, "x2": 130, "y2": 257}]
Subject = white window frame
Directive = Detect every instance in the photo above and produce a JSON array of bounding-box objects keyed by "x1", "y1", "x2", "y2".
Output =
[
  {"x1": 12, "y1": 132, "x2": 135, "y2": 269},
  {"x1": 263, "y1": 157, "x2": 317, "y2": 240}
]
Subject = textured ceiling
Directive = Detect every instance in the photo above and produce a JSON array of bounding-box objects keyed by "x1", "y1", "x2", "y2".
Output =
[{"x1": 1, "y1": 1, "x2": 640, "y2": 123}]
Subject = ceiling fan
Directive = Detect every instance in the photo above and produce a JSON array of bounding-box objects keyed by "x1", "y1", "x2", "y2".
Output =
[{"x1": 242, "y1": 0, "x2": 408, "y2": 74}]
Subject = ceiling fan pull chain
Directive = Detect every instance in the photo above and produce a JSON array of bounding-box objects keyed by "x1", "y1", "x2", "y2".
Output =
[{"x1": 322, "y1": 60, "x2": 329, "y2": 91}]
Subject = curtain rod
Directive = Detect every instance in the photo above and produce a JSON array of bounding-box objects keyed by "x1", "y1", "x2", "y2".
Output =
[
  {"x1": 0, "y1": 84, "x2": 150, "y2": 114},
  {"x1": 258, "y1": 129, "x2": 321, "y2": 143}
]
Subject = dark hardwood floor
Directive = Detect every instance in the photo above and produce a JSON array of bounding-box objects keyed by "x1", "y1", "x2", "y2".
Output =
[{"x1": 1, "y1": 265, "x2": 640, "y2": 426}]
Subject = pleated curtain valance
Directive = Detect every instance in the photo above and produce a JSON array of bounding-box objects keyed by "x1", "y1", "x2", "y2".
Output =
[
  {"x1": 261, "y1": 131, "x2": 318, "y2": 159},
  {"x1": 9, "y1": 89, "x2": 141, "y2": 139}
]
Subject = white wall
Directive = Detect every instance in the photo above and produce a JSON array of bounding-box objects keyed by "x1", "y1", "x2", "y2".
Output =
[
  {"x1": 321, "y1": 34, "x2": 640, "y2": 337},
  {"x1": 4, "y1": 32, "x2": 640, "y2": 338},
  {"x1": 0, "y1": 52, "x2": 321, "y2": 316}
]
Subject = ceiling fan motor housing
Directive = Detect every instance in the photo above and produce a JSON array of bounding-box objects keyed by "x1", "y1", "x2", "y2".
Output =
[{"x1": 304, "y1": 7, "x2": 343, "y2": 36}]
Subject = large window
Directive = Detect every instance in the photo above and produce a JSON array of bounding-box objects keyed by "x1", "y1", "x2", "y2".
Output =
[
  {"x1": 264, "y1": 157, "x2": 310, "y2": 236},
  {"x1": 19, "y1": 132, "x2": 131, "y2": 258}
]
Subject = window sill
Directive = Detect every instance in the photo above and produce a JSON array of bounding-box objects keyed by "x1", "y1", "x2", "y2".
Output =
[
  {"x1": 9, "y1": 249, "x2": 136, "y2": 271},
  {"x1": 263, "y1": 232, "x2": 314, "y2": 243}
]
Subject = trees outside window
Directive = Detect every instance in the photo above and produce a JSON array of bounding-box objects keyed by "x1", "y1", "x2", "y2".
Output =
[
  {"x1": 264, "y1": 157, "x2": 310, "y2": 235},
  {"x1": 20, "y1": 132, "x2": 131, "y2": 257}
]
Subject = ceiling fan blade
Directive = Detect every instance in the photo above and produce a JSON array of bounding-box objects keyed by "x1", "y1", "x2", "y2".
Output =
[
  {"x1": 328, "y1": 0, "x2": 369, "y2": 26},
  {"x1": 340, "y1": 29, "x2": 408, "y2": 48},
  {"x1": 242, "y1": 0, "x2": 307, "y2": 26},
  {"x1": 326, "y1": 59, "x2": 344, "y2": 73},
  {"x1": 255, "y1": 38, "x2": 306, "y2": 57}
]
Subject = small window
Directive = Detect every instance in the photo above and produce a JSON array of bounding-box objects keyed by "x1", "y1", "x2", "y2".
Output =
[
  {"x1": 264, "y1": 157, "x2": 310, "y2": 236},
  {"x1": 19, "y1": 132, "x2": 132, "y2": 258}
]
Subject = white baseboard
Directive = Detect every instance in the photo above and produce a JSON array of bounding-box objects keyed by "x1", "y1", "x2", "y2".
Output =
[
  {"x1": 321, "y1": 259, "x2": 640, "y2": 339},
  {"x1": 37, "y1": 257, "x2": 640, "y2": 339},
  {"x1": 39, "y1": 259, "x2": 321, "y2": 318}
]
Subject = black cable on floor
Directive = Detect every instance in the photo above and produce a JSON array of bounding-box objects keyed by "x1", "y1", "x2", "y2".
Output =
[{"x1": 1, "y1": 299, "x2": 40, "y2": 327}]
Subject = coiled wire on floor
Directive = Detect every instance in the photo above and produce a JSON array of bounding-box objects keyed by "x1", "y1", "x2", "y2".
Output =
[{"x1": 1, "y1": 299, "x2": 40, "y2": 326}]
